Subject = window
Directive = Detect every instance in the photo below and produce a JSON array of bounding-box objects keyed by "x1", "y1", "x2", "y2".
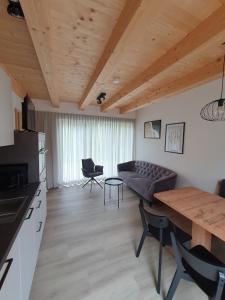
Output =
[{"x1": 56, "y1": 114, "x2": 134, "y2": 185}]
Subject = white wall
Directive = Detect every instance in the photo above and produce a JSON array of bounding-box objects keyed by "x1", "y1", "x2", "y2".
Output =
[
  {"x1": 33, "y1": 99, "x2": 136, "y2": 119},
  {"x1": 0, "y1": 68, "x2": 22, "y2": 146},
  {"x1": 136, "y1": 79, "x2": 225, "y2": 193},
  {"x1": 0, "y1": 69, "x2": 14, "y2": 145}
]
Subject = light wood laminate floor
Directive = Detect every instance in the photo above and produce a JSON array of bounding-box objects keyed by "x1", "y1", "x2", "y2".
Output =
[{"x1": 30, "y1": 185, "x2": 207, "y2": 300}]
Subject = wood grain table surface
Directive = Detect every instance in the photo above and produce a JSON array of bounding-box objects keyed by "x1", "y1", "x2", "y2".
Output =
[{"x1": 154, "y1": 187, "x2": 225, "y2": 250}]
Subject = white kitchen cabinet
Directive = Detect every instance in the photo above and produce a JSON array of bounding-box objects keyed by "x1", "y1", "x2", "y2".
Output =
[
  {"x1": 0, "y1": 69, "x2": 14, "y2": 146},
  {"x1": 18, "y1": 199, "x2": 37, "y2": 300},
  {"x1": 35, "y1": 180, "x2": 47, "y2": 254},
  {"x1": 0, "y1": 185, "x2": 47, "y2": 300},
  {"x1": 0, "y1": 236, "x2": 22, "y2": 300}
]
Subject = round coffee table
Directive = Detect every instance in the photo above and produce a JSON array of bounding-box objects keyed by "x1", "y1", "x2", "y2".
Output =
[{"x1": 104, "y1": 177, "x2": 123, "y2": 208}]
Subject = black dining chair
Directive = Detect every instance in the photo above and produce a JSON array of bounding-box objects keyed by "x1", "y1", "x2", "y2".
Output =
[
  {"x1": 219, "y1": 179, "x2": 225, "y2": 198},
  {"x1": 166, "y1": 229, "x2": 225, "y2": 300},
  {"x1": 136, "y1": 201, "x2": 191, "y2": 294},
  {"x1": 81, "y1": 158, "x2": 103, "y2": 191}
]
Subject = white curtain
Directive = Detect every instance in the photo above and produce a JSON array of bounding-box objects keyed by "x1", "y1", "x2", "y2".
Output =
[{"x1": 36, "y1": 111, "x2": 135, "y2": 188}]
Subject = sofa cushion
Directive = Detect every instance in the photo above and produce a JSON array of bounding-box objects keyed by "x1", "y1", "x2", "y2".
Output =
[
  {"x1": 127, "y1": 177, "x2": 152, "y2": 196},
  {"x1": 119, "y1": 171, "x2": 145, "y2": 180},
  {"x1": 135, "y1": 161, "x2": 172, "y2": 180}
]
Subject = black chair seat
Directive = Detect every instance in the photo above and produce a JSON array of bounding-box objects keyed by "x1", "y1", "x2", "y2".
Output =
[
  {"x1": 87, "y1": 171, "x2": 103, "y2": 177},
  {"x1": 182, "y1": 245, "x2": 225, "y2": 298},
  {"x1": 148, "y1": 224, "x2": 191, "y2": 247}
]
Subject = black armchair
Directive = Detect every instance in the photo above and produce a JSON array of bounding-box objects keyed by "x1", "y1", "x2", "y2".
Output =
[{"x1": 81, "y1": 158, "x2": 104, "y2": 191}]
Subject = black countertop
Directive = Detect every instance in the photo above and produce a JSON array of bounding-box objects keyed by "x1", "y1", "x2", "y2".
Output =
[{"x1": 0, "y1": 183, "x2": 40, "y2": 270}]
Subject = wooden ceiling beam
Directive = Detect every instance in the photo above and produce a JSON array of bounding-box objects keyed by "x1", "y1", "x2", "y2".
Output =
[
  {"x1": 102, "y1": 3, "x2": 225, "y2": 112},
  {"x1": 79, "y1": 0, "x2": 144, "y2": 110},
  {"x1": 20, "y1": 0, "x2": 59, "y2": 107},
  {"x1": 0, "y1": 63, "x2": 26, "y2": 98},
  {"x1": 120, "y1": 57, "x2": 224, "y2": 113}
]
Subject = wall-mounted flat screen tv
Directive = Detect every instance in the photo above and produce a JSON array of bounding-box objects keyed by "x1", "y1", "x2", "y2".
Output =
[{"x1": 22, "y1": 95, "x2": 36, "y2": 131}]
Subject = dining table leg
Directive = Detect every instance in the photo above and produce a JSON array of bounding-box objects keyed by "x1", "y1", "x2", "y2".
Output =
[{"x1": 191, "y1": 223, "x2": 212, "y2": 250}]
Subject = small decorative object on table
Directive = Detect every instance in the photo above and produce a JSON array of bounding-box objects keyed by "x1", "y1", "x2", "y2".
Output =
[
  {"x1": 104, "y1": 177, "x2": 123, "y2": 208},
  {"x1": 165, "y1": 122, "x2": 185, "y2": 154},
  {"x1": 144, "y1": 120, "x2": 161, "y2": 139}
]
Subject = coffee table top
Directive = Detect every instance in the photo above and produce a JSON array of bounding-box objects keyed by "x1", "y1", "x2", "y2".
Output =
[{"x1": 105, "y1": 177, "x2": 123, "y2": 186}]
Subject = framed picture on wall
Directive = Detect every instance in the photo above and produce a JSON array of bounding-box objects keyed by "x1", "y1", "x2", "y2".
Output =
[
  {"x1": 144, "y1": 120, "x2": 161, "y2": 139},
  {"x1": 165, "y1": 122, "x2": 185, "y2": 154}
]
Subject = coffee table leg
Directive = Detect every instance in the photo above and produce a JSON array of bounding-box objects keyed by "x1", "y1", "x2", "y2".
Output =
[
  {"x1": 118, "y1": 185, "x2": 119, "y2": 208},
  {"x1": 104, "y1": 182, "x2": 106, "y2": 205},
  {"x1": 122, "y1": 183, "x2": 123, "y2": 200},
  {"x1": 109, "y1": 185, "x2": 112, "y2": 199},
  {"x1": 191, "y1": 223, "x2": 211, "y2": 250}
]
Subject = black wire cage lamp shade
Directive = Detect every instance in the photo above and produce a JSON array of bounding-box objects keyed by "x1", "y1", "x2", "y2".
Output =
[
  {"x1": 7, "y1": 0, "x2": 24, "y2": 19},
  {"x1": 200, "y1": 54, "x2": 225, "y2": 121}
]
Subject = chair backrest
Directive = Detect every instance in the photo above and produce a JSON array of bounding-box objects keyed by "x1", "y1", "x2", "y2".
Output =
[
  {"x1": 219, "y1": 179, "x2": 225, "y2": 198},
  {"x1": 171, "y1": 231, "x2": 225, "y2": 282},
  {"x1": 139, "y1": 203, "x2": 169, "y2": 230},
  {"x1": 82, "y1": 158, "x2": 95, "y2": 173}
]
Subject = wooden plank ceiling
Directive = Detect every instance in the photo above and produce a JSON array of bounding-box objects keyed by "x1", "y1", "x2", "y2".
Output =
[{"x1": 1, "y1": 0, "x2": 225, "y2": 112}]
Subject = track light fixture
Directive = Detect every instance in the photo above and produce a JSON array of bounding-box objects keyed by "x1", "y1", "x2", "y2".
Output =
[
  {"x1": 7, "y1": 0, "x2": 24, "y2": 19},
  {"x1": 96, "y1": 92, "x2": 106, "y2": 105}
]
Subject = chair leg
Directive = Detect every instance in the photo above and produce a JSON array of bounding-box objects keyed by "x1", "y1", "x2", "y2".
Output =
[
  {"x1": 165, "y1": 270, "x2": 182, "y2": 300},
  {"x1": 82, "y1": 178, "x2": 91, "y2": 188},
  {"x1": 136, "y1": 230, "x2": 146, "y2": 257},
  {"x1": 156, "y1": 241, "x2": 163, "y2": 294},
  {"x1": 93, "y1": 177, "x2": 103, "y2": 189},
  {"x1": 90, "y1": 179, "x2": 93, "y2": 192}
]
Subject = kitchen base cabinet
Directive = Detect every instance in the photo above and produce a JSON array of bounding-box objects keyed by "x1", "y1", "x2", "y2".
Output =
[
  {"x1": 34, "y1": 180, "x2": 47, "y2": 259},
  {"x1": 19, "y1": 201, "x2": 37, "y2": 300},
  {"x1": 0, "y1": 236, "x2": 22, "y2": 300},
  {"x1": 0, "y1": 184, "x2": 47, "y2": 300}
]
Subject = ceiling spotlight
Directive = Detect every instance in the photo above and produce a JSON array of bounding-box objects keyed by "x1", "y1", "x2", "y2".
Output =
[
  {"x1": 7, "y1": 0, "x2": 24, "y2": 19},
  {"x1": 112, "y1": 77, "x2": 120, "y2": 85},
  {"x1": 96, "y1": 92, "x2": 106, "y2": 105}
]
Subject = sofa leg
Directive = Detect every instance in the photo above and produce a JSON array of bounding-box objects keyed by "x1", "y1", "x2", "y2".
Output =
[{"x1": 139, "y1": 198, "x2": 144, "y2": 207}]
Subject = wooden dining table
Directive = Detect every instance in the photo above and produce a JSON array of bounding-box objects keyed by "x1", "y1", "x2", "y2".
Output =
[{"x1": 154, "y1": 187, "x2": 225, "y2": 250}]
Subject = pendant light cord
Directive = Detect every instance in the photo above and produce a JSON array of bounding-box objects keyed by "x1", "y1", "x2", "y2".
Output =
[{"x1": 220, "y1": 54, "x2": 225, "y2": 99}]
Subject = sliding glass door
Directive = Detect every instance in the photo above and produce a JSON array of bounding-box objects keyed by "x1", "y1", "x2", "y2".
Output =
[
  {"x1": 36, "y1": 111, "x2": 134, "y2": 187},
  {"x1": 56, "y1": 114, "x2": 134, "y2": 186}
]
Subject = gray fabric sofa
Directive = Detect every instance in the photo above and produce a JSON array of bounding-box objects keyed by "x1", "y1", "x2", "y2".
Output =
[{"x1": 117, "y1": 160, "x2": 177, "y2": 204}]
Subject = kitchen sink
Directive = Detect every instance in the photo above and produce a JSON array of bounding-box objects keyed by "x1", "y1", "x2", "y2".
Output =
[{"x1": 0, "y1": 196, "x2": 27, "y2": 224}]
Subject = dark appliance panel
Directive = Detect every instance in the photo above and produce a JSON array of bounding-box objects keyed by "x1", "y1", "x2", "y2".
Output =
[{"x1": 0, "y1": 164, "x2": 28, "y2": 190}]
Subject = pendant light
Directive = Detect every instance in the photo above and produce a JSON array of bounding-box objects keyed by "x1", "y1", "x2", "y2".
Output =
[
  {"x1": 7, "y1": 0, "x2": 24, "y2": 19},
  {"x1": 200, "y1": 54, "x2": 225, "y2": 121}
]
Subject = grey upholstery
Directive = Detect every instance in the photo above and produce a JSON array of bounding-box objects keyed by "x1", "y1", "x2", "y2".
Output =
[
  {"x1": 117, "y1": 160, "x2": 177, "y2": 204},
  {"x1": 81, "y1": 158, "x2": 103, "y2": 191},
  {"x1": 82, "y1": 159, "x2": 103, "y2": 178}
]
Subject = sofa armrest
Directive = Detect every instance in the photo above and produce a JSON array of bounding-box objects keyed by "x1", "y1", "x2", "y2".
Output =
[
  {"x1": 95, "y1": 165, "x2": 103, "y2": 172},
  {"x1": 117, "y1": 161, "x2": 135, "y2": 172},
  {"x1": 153, "y1": 174, "x2": 177, "y2": 194},
  {"x1": 144, "y1": 174, "x2": 177, "y2": 204}
]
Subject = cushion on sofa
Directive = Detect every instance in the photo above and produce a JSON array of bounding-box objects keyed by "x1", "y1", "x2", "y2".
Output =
[
  {"x1": 119, "y1": 171, "x2": 146, "y2": 182},
  {"x1": 127, "y1": 177, "x2": 152, "y2": 197}
]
